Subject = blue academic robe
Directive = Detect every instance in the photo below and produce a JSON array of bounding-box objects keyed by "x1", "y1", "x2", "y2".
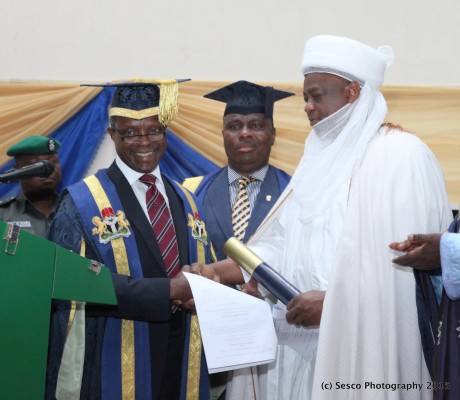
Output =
[
  {"x1": 415, "y1": 218, "x2": 460, "y2": 400},
  {"x1": 192, "y1": 165, "x2": 290, "y2": 261},
  {"x1": 47, "y1": 162, "x2": 212, "y2": 400}
]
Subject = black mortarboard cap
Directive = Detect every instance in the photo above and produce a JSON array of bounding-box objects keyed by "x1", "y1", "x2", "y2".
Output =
[
  {"x1": 81, "y1": 79, "x2": 190, "y2": 125},
  {"x1": 204, "y1": 80, "x2": 294, "y2": 117}
]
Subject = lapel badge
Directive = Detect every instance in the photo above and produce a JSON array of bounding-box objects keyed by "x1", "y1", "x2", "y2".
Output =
[
  {"x1": 92, "y1": 207, "x2": 131, "y2": 244},
  {"x1": 266, "y1": 195, "x2": 272, "y2": 202},
  {"x1": 187, "y1": 211, "x2": 208, "y2": 245}
]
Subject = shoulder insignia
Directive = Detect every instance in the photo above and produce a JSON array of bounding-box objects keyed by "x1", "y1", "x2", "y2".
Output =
[
  {"x1": 0, "y1": 197, "x2": 16, "y2": 207},
  {"x1": 92, "y1": 207, "x2": 131, "y2": 244}
]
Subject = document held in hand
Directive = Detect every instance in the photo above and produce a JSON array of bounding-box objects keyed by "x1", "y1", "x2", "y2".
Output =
[{"x1": 183, "y1": 272, "x2": 278, "y2": 373}]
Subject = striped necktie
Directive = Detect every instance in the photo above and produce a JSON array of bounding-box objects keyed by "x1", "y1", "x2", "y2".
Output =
[
  {"x1": 139, "y1": 174, "x2": 180, "y2": 278},
  {"x1": 232, "y1": 177, "x2": 252, "y2": 241}
]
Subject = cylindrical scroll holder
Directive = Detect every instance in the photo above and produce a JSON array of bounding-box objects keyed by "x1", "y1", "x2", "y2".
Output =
[{"x1": 224, "y1": 237, "x2": 301, "y2": 305}]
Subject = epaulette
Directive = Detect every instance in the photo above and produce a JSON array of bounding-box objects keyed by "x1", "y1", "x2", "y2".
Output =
[{"x1": 0, "y1": 197, "x2": 16, "y2": 207}]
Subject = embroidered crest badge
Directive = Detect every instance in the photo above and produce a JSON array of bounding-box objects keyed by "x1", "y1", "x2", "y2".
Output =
[
  {"x1": 187, "y1": 211, "x2": 208, "y2": 244},
  {"x1": 92, "y1": 207, "x2": 131, "y2": 244}
]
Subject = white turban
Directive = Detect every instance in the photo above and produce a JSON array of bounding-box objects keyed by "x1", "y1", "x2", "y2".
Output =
[
  {"x1": 301, "y1": 35, "x2": 394, "y2": 89},
  {"x1": 292, "y1": 35, "x2": 394, "y2": 224}
]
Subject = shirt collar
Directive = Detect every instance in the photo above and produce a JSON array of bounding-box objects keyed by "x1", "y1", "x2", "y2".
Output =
[
  {"x1": 17, "y1": 192, "x2": 58, "y2": 217},
  {"x1": 115, "y1": 156, "x2": 163, "y2": 185},
  {"x1": 227, "y1": 164, "x2": 269, "y2": 184},
  {"x1": 17, "y1": 193, "x2": 27, "y2": 213}
]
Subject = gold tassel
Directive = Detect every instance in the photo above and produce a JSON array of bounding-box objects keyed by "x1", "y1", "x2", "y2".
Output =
[
  {"x1": 158, "y1": 80, "x2": 179, "y2": 125},
  {"x1": 108, "y1": 78, "x2": 180, "y2": 124}
]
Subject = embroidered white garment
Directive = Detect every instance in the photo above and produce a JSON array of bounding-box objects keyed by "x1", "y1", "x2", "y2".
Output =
[
  {"x1": 226, "y1": 366, "x2": 259, "y2": 400},
  {"x1": 225, "y1": 83, "x2": 386, "y2": 400},
  {"x1": 242, "y1": 181, "x2": 349, "y2": 400},
  {"x1": 224, "y1": 35, "x2": 448, "y2": 400},
  {"x1": 226, "y1": 127, "x2": 450, "y2": 400},
  {"x1": 312, "y1": 128, "x2": 450, "y2": 400}
]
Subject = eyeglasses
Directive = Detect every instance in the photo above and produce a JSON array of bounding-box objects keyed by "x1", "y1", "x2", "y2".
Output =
[{"x1": 113, "y1": 128, "x2": 166, "y2": 144}]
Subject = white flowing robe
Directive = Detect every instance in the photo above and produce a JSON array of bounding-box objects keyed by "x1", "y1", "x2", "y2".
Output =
[
  {"x1": 244, "y1": 171, "x2": 349, "y2": 400},
  {"x1": 312, "y1": 129, "x2": 449, "y2": 400},
  {"x1": 238, "y1": 127, "x2": 449, "y2": 400}
]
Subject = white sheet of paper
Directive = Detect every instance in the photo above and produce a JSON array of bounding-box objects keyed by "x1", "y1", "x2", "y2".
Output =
[
  {"x1": 183, "y1": 272, "x2": 278, "y2": 374},
  {"x1": 272, "y1": 304, "x2": 319, "y2": 361}
]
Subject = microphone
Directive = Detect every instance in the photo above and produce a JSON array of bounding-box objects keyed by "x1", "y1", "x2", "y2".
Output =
[
  {"x1": 0, "y1": 160, "x2": 55, "y2": 183},
  {"x1": 224, "y1": 237, "x2": 301, "y2": 305}
]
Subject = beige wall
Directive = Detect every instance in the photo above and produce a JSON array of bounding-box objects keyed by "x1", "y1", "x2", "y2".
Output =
[{"x1": 1, "y1": 0, "x2": 459, "y2": 85}]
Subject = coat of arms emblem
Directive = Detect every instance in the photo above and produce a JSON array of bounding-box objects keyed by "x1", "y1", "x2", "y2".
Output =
[
  {"x1": 187, "y1": 211, "x2": 208, "y2": 245},
  {"x1": 92, "y1": 207, "x2": 131, "y2": 244}
]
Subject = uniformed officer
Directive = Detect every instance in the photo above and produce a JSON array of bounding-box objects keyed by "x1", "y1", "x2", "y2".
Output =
[{"x1": 0, "y1": 135, "x2": 62, "y2": 237}]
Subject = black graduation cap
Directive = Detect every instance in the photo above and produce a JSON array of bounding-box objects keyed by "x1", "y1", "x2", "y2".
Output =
[
  {"x1": 204, "y1": 80, "x2": 294, "y2": 118},
  {"x1": 81, "y1": 79, "x2": 190, "y2": 125}
]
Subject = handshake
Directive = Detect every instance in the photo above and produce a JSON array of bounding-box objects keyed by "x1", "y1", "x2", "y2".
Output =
[
  {"x1": 170, "y1": 238, "x2": 264, "y2": 309},
  {"x1": 169, "y1": 260, "x2": 253, "y2": 309},
  {"x1": 169, "y1": 238, "x2": 325, "y2": 328}
]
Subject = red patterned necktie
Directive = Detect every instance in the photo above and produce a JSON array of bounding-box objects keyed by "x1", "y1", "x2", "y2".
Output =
[{"x1": 139, "y1": 174, "x2": 180, "y2": 278}]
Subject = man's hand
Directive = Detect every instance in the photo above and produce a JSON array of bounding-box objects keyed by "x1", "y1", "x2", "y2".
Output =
[
  {"x1": 170, "y1": 272, "x2": 193, "y2": 308},
  {"x1": 389, "y1": 233, "x2": 442, "y2": 270},
  {"x1": 286, "y1": 290, "x2": 325, "y2": 327},
  {"x1": 182, "y1": 262, "x2": 222, "y2": 283},
  {"x1": 240, "y1": 277, "x2": 263, "y2": 299}
]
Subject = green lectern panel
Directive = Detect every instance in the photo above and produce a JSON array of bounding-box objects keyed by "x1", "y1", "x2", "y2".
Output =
[
  {"x1": 53, "y1": 245, "x2": 117, "y2": 304},
  {"x1": 0, "y1": 223, "x2": 56, "y2": 399},
  {"x1": 0, "y1": 220, "x2": 116, "y2": 399}
]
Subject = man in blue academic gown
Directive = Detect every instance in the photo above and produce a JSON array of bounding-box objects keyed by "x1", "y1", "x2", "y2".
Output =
[
  {"x1": 183, "y1": 80, "x2": 292, "y2": 399},
  {"x1": 184, "y1": 80, "x2": 292, "y2": 260},
  {"x1": 47, "y1": 80, "x2": 213, "y2": 400}
]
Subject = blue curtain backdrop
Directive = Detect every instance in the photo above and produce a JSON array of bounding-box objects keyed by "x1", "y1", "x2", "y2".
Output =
[
  {"x1": 0, "y1": 88, "x2": 218, "y2": 200},
  {"x1": 161, "y1": 128, "x2": 218, "y2": 181}
]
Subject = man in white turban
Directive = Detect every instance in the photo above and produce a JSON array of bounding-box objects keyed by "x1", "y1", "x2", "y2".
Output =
[{"x1": 189, "y1": 35, "x2": 450, "y2": 400}]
